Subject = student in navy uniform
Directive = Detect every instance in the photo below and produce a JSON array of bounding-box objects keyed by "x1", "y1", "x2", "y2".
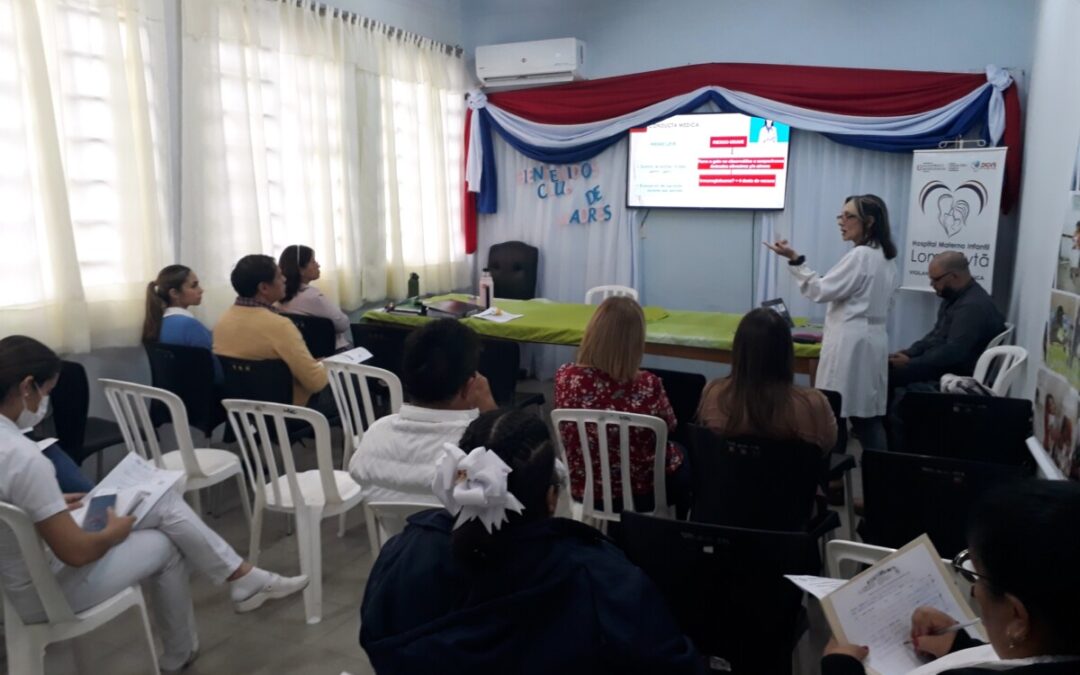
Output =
[{"x1": 359, "y1": 408, "x2": 702, "y2": 675}]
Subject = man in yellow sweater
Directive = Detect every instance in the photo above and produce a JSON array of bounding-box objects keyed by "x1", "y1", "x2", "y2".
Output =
[{"x1": 213, "y1": 254, "x2": 328, "y2": 406}]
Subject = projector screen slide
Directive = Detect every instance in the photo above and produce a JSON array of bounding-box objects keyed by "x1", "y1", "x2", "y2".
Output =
[{"x1": 627, "y1": 113, "x2": 791, "y2": 210}]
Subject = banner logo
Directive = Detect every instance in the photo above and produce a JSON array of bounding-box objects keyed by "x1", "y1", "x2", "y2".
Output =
[{"x1": 918, "y1": 180, "x2": 989, "y2": 238}]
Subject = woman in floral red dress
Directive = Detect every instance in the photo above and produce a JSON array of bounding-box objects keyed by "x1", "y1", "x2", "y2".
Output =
[{"x1": 554, "y1": 296, "x2": 689, "y2": 514}]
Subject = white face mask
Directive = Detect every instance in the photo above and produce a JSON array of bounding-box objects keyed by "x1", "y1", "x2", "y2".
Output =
[{"x1": 16, "y1": 387, "x2": 49, "y2": 430}]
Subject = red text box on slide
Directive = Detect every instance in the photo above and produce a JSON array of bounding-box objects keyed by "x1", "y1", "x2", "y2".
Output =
[
  {"x1": 709, "y1": 136, "x2": 747, "y2": 148},
  {"x1": 697, "y1": 157, "x2": 786, "y2": 170},
  {"x1": 699, "y1": 174, "x2": 777, "y2": 187}
]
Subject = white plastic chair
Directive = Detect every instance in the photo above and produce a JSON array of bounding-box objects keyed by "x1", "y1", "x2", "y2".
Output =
[
  {"x1": 223, "y1": 399, "x2": 363, "y2": 624},
  {"x1": 972, "y1": 345, "x2": 1028, "y2": 396},
  {"x1": 325, "y1": 363, "x2": 403, "y2": 538},
  {"x1": 0, "y1": 501, "x2": 159, "y2": 674},
  {"x1": 584, "y1": 285, "x2": 638, "y2": 304},
  {"x1": 985, "y1": 322, "x2": 1014, "y2": 349},
  {"x1": 550, "y1": 409, "x2": 671, "y2": 526},
  {"x1": 100, "y1": 379, "x2": 250, "y2": 524},
  {"x1": 325, "y1": 363, "x2": 403, "y2": 469},
  {"x1": 364, "y1": 501, "x2": 438, "y2": 555}
]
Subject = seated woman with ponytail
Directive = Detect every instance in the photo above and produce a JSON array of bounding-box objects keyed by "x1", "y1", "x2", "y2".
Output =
[
  {"x1": 359, "y1": 408, "x2": 702, "y2": 675},
  {"x1": 144, "y1": 265, "x2": 221, "y2": 383},
  {"x1": 278, "y1": 245, "x2": 352, "y2": 351}
]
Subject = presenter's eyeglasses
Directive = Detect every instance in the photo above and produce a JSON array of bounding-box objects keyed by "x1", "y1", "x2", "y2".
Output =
[
  {"x1": 951, "y1": 549, "x2": 991, "y2": 585},
  {"x1": 836, "y1": 213, "x2": 860, "y2": 222},
  {"x1": 929, "y1": 271, "x2": 955, "y2": 284}
]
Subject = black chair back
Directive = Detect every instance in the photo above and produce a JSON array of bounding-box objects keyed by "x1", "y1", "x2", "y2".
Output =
[
  {"x1": 144, "y1": 343, "x2": 222, "y2": 435},
  {"x1": 643, "y1": 367, "x2": 706, "y2": 445},
  {"x1": 477, "y1": 338, "x2": 521, "y2": 407},
  {"x1": 898, "y1": 392, "x2": 1033, "y2": 467},
  {"x1": 621, "y1": 512, "x2": 818, "y2": 675},
  {"x1": 686, "y1": 425, "x2": 823, "y2": 531},
  {"x1": 351, "y1": 322, "x2": 411, "y2": 376},
  {"x1": 817, "y1": 389, "x2": 847, "y2": 454},
  {"x1": 283, "y1": 313, "x2": 337, "y2": 359},
  {"x1": 861, "y1": 449, "x2": 1032, "y2": 557},
  {"x1": 487, "y1": 240, "x2": 538, "y2": 300},
  {"x1": 218, "y1": 357, "x2": 293, "y2": 405},
  {"x1": 50, "y1": 360, "x2": 91, "y2": 458}
]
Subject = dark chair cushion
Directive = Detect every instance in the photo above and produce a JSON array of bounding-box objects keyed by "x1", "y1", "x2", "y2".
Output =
[{"x1": 487, "y1": 241, "x2": 539, "y2": 301}]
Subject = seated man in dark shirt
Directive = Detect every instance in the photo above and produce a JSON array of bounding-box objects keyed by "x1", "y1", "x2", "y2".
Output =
[
  {"x1": 889, "y1": 251, "x2": 1005, "y2": 387},
  {"x1": 886, "y1": 252, "x2": 1005, "y2": 450}
]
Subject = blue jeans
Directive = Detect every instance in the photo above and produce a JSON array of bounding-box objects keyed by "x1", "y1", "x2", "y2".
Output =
[{"x1": 42, "y1": 443, "x2": 94, "y2": 493}]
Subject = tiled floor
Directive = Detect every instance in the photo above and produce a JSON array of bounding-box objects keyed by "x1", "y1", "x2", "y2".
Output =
[{"x1": 6, "y1": 377, "x2": 865, "y2": 675}]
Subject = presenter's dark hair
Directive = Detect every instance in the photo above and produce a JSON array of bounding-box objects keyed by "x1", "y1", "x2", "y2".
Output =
[
  {"x1": 705, "y1": 308, "x2": 804, "y2": 440},
  {"x1": 143, "y1": 265, "x2": 192, "y2": 343},
  {"x1": 230, "y1": 255, "x2": 278, "y2": 298},
  {"x1": 401, "y1": 319, "x2": 481, "y2": 404},
  {"x1": 451, "y1": 409, "x2": 557, "y2": 567},
  {"x1": 0, "y1": 336, "x2": 62, "y2": 402},
  {"x1": 845, "y1": 194, "x2": 897, "y2": 260},
  {"x1": 967, "y1": 480, "x2": 1080, "y2": 653},
  {"x1": 279, "y1": 245, "x2": 314, "y2": 304}
]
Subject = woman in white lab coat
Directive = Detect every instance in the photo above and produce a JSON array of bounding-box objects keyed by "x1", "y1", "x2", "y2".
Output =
[{"x1": 765, "y1": 194, "x2": 899, "y2": 450}]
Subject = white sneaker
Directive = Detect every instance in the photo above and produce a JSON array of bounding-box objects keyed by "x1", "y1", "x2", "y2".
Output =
[{"x1": 232, "y1": 572, "x2": 309, "y2": 613}]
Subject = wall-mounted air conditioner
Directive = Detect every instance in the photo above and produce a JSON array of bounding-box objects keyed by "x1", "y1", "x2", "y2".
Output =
[{"x1": 475, "y1": 38, "x2": 585, "y2": 89}]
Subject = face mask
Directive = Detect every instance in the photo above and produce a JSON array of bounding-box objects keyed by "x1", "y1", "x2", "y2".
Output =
[{"x1": 16, "y1": 387, "x2": 49, "y2": 430}]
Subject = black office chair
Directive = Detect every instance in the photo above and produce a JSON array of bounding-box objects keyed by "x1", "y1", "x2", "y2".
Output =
[
  {"x1": 861, "y1": 449, "x2": 1032, "y2": 558},
  {"x1": 898, "y1": 391, "x2": 1033, "y2": 467},
  {"x1": 218, "y1": 356, "x2": 314, "y2": 443},
  {"x1": 351, "y1": 321, "x2": 411, "y2": 376},
  {"x1": 621, "y1": 512, "x2": 820, "y2": 675},
  {"x1": 283, "y1": 313, "x2": 337, "y2": 359},
  {"x1": 478, "y1": 339, "x2": 545, "y2": 410},
  {"x1": 487, "y1": 240, "x2": 539, "y2": 300},
  {"x1": 48, "y1": 361, "x2": 125, "y2": 474},
  {"x1": 144, "y1": 343, "x2": 223, "y2": 437},
  {"x1": 643, "y1": 367, "x2": 706, "y2": 446},
  {"x1": 686, "y1": 425, "x2": 839, "y2": 536}
]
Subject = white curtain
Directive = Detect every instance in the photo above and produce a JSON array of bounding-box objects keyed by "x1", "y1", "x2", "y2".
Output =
[
  {"x1": 477, "y1": 133, "x2": 641, "y2": 376},
  {"x1": 181, "y1": 0, "x2": 469, "y2": 322},
  {"x1": 0, "y1": 0, "x2": 171, "y2": 352},
  {"x1": 756, "y1": 131, "x2": 939, "y2": 350}
]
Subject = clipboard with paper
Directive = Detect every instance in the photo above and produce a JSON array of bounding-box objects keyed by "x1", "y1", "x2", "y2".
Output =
[{"x1": 820, "y1": 535, "x2": 986, "y2": 675}]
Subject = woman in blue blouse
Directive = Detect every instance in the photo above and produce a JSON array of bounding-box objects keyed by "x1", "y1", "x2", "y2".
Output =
[{"x1": 143, "y1": 265, "x2": 222, "y2": 383}]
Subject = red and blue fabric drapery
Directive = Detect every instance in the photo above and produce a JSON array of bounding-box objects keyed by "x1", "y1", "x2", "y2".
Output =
[{"x1": 462, "y1": 62, "x2": 1021, "y2": 254}]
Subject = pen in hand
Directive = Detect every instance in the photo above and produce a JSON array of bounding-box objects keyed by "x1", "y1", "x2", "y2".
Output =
[{"x1": 903, "y1": 618, "x2": 981, "y2": 645}]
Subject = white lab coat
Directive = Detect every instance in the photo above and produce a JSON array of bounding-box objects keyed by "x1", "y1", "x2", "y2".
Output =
[{"x1": 789, "y1": 245, "x2": 898, "y2": 418}]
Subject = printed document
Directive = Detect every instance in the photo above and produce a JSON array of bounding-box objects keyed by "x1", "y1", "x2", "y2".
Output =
[
  {"x1": 72, "y1": 453, "x2": 185, "y2": 527},
  {"x1": 820, "y1": 535, "x2": 983, "y2": 675}
]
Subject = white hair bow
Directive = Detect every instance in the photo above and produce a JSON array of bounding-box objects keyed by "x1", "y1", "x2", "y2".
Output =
[{"x1": 432, "y1": 443, "x2": 525, "y2": 533}]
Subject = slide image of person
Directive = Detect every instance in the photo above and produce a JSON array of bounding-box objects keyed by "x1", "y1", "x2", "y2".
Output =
[
  {"x1": 1046, "y1": 291, "x2": 1080, "y2": 383},
  {"x1": 757, "y1": 119, "x2": 778, "y2": 143}
]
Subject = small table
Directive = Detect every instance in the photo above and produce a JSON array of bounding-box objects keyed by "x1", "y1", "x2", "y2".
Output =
[{"x1": 362, "y1": 295, "x2": 821, "y2": 380}]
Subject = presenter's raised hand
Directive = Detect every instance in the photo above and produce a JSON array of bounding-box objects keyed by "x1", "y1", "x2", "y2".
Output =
[{"x1": 764, "y1": 239, "x2": 798, "y2": 260}]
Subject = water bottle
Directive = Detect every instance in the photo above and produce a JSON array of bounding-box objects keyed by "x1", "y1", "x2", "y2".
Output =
[
  {"x1": 407, "y1": 272, "x2": 419, "y2": 299},
  {"x1": 478, "y1": 269, "x2": 494, "y2": 309}
]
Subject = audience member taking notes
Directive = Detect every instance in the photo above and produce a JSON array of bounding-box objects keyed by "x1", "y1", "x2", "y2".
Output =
[
  {"x1": 765, "y1": 194, "x2": 899, "y2": 451},
  {"x1": 359, "y1": 409, "x2": 702, "y2": 674},
  {"x1": 0, "y1": 337, "x2": 308, "y2": 675},
  {"x1": 822, "y1": 480, "x2": 1080, "y2": 674},
  {"x1": 697, "y1": 307, "x2": 837, "y2": 453},
  {"x1": 278, "y1": 244, "x2": 353, "y2": 351},
  {"x1": 213, "y1": 254, "x2": 328, "y2": 406}
]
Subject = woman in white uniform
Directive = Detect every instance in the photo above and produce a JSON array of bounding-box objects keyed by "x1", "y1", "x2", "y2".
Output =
[
  {"x1": 765, "y1": 194, "x2": 899, "y2": 450},
  {"x1": 0, "y1": 335, "x2": 308, "y2": 674}
]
